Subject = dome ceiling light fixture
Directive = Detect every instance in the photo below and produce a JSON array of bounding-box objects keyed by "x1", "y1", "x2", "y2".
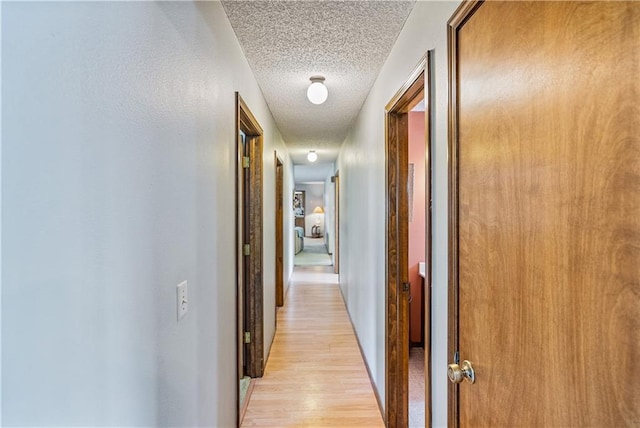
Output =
[
  {"x1": 307, "y1": 150, "x2": 318, "y2": 162},
  {"x1": 306, "y1": 76, "x2": 328, "y2": 105}
]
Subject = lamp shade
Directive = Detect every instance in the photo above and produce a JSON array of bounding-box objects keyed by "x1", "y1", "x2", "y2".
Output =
[{"x1": 313, "y1": 206, "x2": 324, "y2": 214}]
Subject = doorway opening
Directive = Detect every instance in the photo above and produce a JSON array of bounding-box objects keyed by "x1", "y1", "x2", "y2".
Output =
[
  {"x1": 235, "y1": 93, "x2": 264, "y2": 426},
  {"x1": 293, "y1": 183, "x2": 332, "y2": 268},
  {"x1": 384, "y1": 52, "x2": 433, "y2": 428}
]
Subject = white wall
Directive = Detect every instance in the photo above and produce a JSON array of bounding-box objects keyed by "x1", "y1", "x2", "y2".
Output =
[
  {"x1": 282, "y1": 157, "x2": 296, "y2": 301},
  {"x1": 338, "y1": 2, "x2": 461, "y2": 427},
  {"x1": 2, "y1": 2, "x2": 292, "y2": 426},
  {"x1": 264, "y1": 147, "x2": 295, "y2": 365},
  {"x1": 0, "y1": 4, "x2": 3, "y2": 424}
]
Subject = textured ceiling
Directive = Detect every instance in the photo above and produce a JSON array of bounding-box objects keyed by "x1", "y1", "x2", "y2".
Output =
[{"x1": 222, "y1": 0, "x2": 416, "y2": 165}]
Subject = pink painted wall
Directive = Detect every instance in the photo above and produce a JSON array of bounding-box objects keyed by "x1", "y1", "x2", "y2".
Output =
[{"x1": 408, "y1": 111, "x2": 426, "y2": 344}]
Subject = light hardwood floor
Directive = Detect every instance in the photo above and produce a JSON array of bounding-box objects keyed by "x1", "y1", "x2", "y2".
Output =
[{"x1": 241, "y1": 266, "x2": 385, "y2": 427}]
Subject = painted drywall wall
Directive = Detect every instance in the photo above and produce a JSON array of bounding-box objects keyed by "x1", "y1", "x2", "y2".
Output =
[
  {"x1": 338, "y1": 1, "x2": 461, "y2": 426},
  {"x1": 408, "y1": 111, "x2": 426, "y2": 344},
  {"x1": 263, "y1": 141, "x2": 296, "y2": 365},
  {"x1": 282, "y1": 156, "x2": 296, "y2": 301},
  {"x1": 0, "y1": 4, "x2": 3, "y2": 424},
  {"x1": 2, "y1": 2, "x2": 292, "y2": 426}
]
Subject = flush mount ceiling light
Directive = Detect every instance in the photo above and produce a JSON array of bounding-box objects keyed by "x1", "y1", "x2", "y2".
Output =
[
  {"x1": 307, "y1": 150, "x2": 318, "y2": 162},
  {"x1": 306, "y1": 76, "x2": 328, "y2": 105}
]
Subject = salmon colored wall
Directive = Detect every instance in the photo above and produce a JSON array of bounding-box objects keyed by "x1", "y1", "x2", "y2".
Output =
[{"x1": 408, "y1": 110, "x2": 426, "y2": 344}]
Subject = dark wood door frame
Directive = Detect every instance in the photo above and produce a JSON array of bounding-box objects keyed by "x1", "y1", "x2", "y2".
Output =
[
  {"x1": 447, "y1": 3, "x2": 482, "y2": 427},
  {"x1": 275, "y1": 152, "x2": 284, "y2": 307},
  {"x1": 235, "y1": 93, "x2": 264, "y2": 389},
  {"x1": 333, "y1": 171, "x2": 340, "y2": 274},
  {"x1": 385, "y1": 52, "x2": 433, "y2": 428}
]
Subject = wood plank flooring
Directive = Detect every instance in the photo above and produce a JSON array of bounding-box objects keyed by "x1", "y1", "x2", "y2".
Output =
[{"x1": 241, "y1": 266, "x2": 385, "y2": 427}]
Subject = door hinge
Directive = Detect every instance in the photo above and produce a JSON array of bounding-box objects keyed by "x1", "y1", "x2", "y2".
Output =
[
  {"x1": 244, "y1": 332, "x2": 251, "y2": 344},
  {"x1": 243, "y1": 156, "x2": 250, "y2": 168},
  {"x1": 402, "y1": 282, "x2": 410, "y2": 292},
  {"x1": 243, "y1": 244, "x2": 250, "y2": 256}
]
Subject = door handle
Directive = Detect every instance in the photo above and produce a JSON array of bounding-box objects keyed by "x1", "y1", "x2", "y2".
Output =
[{"x1": 448, "y1": 360, "x2": 475, "y2": 384}]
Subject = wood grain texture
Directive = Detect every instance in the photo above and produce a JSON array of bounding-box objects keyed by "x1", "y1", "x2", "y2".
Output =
[
  {"x1": 386, "y1": 110, "x2": 403, "y2": 427},
  {"x1": 237, "y1": 93, "x2": 265, "y2": 381},
  {"x1": 447, "y1": 3, "x2": 483, "y2": 426},
  {"x1": 385, "y1": 55, "x2": 429, "y2": 428},
  {"x1": 275, "y1": 153, "x2": 284, "y2": 308},
  {"x1": 334, "y1": 172, "x2": 340, "y2": 274},
  {"x1": 241, "y1": 268, "x2": 384, "y2": 427},
  {"x1": 397, "y1": 112, "x2": 410, "y2": 428},
  {"x1": 236, "y1": 94, "x2": 246, "y2": 387},
  {"x1": 450, "y1": 2, "x2": 640, "y2": 426},
  {"x1": 247, "y1": 132, "x2": 264, "y2": 378}
]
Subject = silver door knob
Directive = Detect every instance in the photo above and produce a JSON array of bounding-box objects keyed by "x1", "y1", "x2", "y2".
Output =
[{"x1": 448, "y1": 360, "x2": 475, "y2": 384}]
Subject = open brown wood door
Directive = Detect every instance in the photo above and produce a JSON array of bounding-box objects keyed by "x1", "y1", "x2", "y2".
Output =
[
  {"x1": 448, "y1": 2, "x2": 639, "y2": 427},
  {"x1": 275, "y1": 153, "x2": 284, "y2": 307},
  {"x1": 236, "y1": 93, "x2": 264, "y2": 381}
]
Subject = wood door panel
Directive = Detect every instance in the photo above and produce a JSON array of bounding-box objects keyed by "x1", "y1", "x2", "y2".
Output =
[
  {"x1": 275, "y1": 155, "x2": 284, "y2": 308},
  {"x1": 236, "y1": 93, "x2": 265, "y2": 384},
  {"x1": 452, "y1": 2, "x2": 639, "y2": 427}
]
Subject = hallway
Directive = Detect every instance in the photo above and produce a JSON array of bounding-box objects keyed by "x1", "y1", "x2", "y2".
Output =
[
  {"x1": 241, "y1": 266, "x2": 384, "y2": 427},
  {"x1": 5, "y1": 2, "x2": 639, "y2": 426}
]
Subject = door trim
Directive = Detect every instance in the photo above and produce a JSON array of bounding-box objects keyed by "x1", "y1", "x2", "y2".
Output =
[
  {"x1": 333, "y1": 171, "x2": 340, "y2": 274},
  {"x1": 236, "y1": 93, "x2": 264, "y2": 379},
  {"x1": 447, "y1": 2, "x2": 484, "y2": 427},
  {"x1": 235, "y1": 93, "x2": 265, "y2": 428},
  {"x1": 385, "y1": 52, "x2": 432, "y2": 428},
  {"x1": 275, "y1": 152, "x2": 284, "y2": 307}
]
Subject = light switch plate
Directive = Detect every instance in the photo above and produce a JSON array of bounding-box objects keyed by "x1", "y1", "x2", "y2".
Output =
[{"x1": 177, "y1": 281, "x2": 188, "y2": 321}]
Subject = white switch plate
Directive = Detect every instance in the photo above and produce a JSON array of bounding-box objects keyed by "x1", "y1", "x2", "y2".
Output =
[{"x1": 177, "y1": 281, "x2": 188, "y2": 321}]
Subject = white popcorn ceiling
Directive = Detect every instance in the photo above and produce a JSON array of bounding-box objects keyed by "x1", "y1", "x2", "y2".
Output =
[{"x1": 222, "y1": 0, "x2": 416, "y2": 165}]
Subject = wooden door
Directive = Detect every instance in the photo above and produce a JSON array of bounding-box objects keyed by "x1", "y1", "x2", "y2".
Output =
[
  {"x1": 243, "y1": 130, "x2": 264, "y2": 378},
  {"x1": 449, "y1": 2, "x2": 640, "y2": 427},
  {"x1": 333, "y1": 172, "x2": 339, "y2": 274},
  {"x1": 236, "y1": 93, "x2": 264, "y2": 384},
  {"x1": 275, "y1": 154, "x2": 284, "y2": 307},
  {"x1": 238, "y1": 130, "x2": 246, "y2": 382},
  {"x1": 242, "y1": 131, "x2": 251, "y2": 376}
]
